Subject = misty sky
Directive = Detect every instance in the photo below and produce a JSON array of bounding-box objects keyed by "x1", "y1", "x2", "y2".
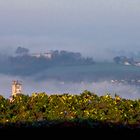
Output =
[{"x1": 0, "y1": 0, "x2": 140, "y2": 60}]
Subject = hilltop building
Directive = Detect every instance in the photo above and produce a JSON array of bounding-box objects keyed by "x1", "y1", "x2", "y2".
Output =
[
  {"x1": 12, "y1": 80, "x2": 22, "y2": 96},
  {"x1": 31, "y1": 51, "x2": 53, "y2": 59}
]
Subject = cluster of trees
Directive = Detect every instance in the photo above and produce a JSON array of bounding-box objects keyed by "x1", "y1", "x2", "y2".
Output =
[
  {"x1": 113, "y1": 56, "x2": 134, "y2": 65},
  {"x1": 0, "y1": 47, "x2": 95, "y2": 76},
  {"x1": 113, "y1": 56, "x2": 140, "y2": 67},
  {"x1": 0, "y1": 91, "x2": 140, "y2": 128}
]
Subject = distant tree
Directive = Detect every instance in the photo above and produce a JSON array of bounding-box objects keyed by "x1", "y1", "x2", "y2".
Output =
[
  {"x1": 113, "y1": 56, "x2": 134, "y2": 65},
  {"x1": 15, "y1": 47, "x2": 29, "y2": 56},
  {"x1": 113, "y1": 56, "x2": 121, "y2": 64}
]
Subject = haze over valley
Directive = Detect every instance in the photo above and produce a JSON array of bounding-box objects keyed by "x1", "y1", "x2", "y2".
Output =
[{"x1": 0, "y1": 47, "x2": 140, "y2": 100}]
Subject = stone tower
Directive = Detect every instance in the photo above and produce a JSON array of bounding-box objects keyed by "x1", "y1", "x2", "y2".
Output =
[{"x1": 12, "y1": 80, "x2": 22, "y2": 96}]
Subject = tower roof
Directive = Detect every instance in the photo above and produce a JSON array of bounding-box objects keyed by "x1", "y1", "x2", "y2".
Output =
[{"x1": 12, "y1": 80, "x2": 22, "y2": 85}]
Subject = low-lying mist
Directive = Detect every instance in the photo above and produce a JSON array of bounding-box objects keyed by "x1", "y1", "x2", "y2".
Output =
[{"x1": 1, "y1": 74, "x2": 140, "y2": 100}]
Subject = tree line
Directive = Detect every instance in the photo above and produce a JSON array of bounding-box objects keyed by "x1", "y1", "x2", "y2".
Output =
[
  {"x1": 0, "y1": 47, "x2": 95, "y2": 76},
  {"x1": 0, "y1": 91, "x2": 140, "y2": 128}
]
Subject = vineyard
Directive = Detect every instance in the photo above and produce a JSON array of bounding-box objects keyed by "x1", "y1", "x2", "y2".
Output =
[{"x1": 1, "y1": 90, "x2": 140, "y2": 129}]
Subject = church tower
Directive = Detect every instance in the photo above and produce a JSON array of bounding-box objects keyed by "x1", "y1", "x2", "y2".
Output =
[{"x1": 12, "y1": 80, "x2": 22, "y2": 96}]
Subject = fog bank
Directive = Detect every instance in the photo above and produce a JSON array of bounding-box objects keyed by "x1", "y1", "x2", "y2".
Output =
[{"x1": 0, "y1": 74, "x2": 140, "y2": 100}]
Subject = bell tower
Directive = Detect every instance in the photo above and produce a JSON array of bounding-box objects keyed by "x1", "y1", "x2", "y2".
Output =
[{"x1": 12, "y1": 80, "x2": 22, "y2": 96}]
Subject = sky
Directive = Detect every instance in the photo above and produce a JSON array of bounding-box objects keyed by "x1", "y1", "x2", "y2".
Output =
[{"x1": 0, "y1": 0, "x2": 140, "y2": 61}]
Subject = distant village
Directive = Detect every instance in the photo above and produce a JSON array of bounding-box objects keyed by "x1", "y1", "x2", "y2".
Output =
[
  {"x1": 15, "y1": 46, "x2": 94, "y2": 63},
  {"x1": 110, "y1": 79, "x2": 140, "y2": 86},
  {"x1": 113, "y1": 56, "x2": 140, "y2": 66}
]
